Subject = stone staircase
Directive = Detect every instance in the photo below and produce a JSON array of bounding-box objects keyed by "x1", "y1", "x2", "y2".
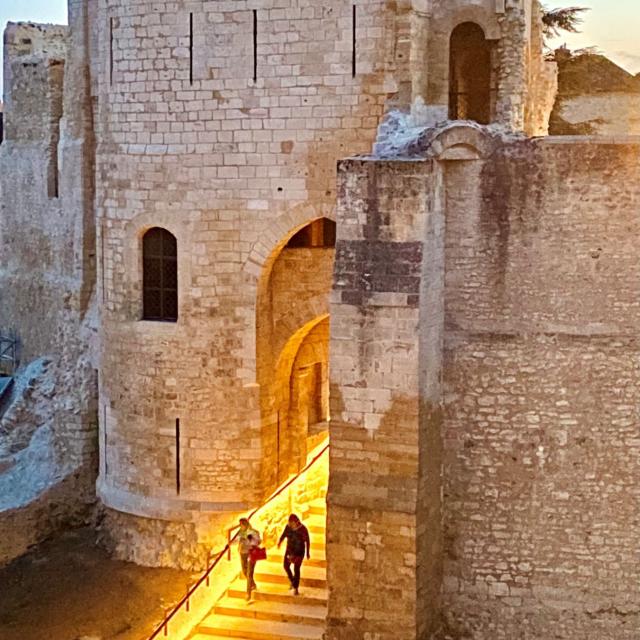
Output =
[{"x1": 190, "y1": 499, "x2": 327, "y2": 640}]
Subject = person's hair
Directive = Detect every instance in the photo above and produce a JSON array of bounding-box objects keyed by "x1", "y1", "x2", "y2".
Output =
[
  {"x1": 239, "y1": 517, "x2": 250, "y2": 526},
  {"x1": 288, "y1": 514, "x2": 300, "y2": 524}
]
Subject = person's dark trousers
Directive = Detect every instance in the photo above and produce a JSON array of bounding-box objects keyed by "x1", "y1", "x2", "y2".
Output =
[
  {"x1": 240, "y1": 552, "x2": 249, "y2": 578},
  {"x1": 246, "y1": 558, "x2": 257, "y2": 599},
  {"x1": 284, "y1": 555, "x2": 303, "y2": 589}
]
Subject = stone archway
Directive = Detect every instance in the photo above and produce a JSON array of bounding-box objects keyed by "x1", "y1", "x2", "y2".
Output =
[
  {"x1": 271, "y1": 314, "x2": 330, "y2": 483},
  {"x1": 449, "y1": 22, "x2": 492, "y2": 124},
  {"x1": 255, "y1": 217, "x2": 335, "y2": 493}
]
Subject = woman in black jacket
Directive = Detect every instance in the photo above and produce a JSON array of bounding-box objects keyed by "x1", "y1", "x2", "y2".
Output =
[{"x1": 277, "y1": 514, "x2": 310, "y2": 595}]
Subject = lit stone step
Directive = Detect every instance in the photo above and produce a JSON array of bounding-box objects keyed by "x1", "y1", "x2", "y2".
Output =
[
  {"x1": 213, "y1": 596, "x2": 327, "y2": 626},
  {"x1": 254, "y1": 561, "x2": 326, "y2": 589},
  {"x1": 308, "y1": 539, "x2": 326, "y2": 555},
  {"x1": 227, "y1": 580, "x2": 328, "y2": 607},
  {"x1": 304, "y1": 514, "x2": 326, "y2": 535},
  {"x1": 307, "y1": 501, "x2": 325, "y2": 517},
  {"x1": 196, "y1": 615, "x2": 324, "y2": 640}
]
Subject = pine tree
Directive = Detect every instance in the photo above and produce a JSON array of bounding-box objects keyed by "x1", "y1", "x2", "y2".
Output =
[{"x1": 542, "y1": 6, "x2": 589, "y2": 39}]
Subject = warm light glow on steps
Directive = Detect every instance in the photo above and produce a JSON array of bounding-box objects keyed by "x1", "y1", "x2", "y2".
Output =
[
  {"x1": 189, "y1": 497, "x2": 327, "y2": 640},
  {"x1": 149, "y1": 440, "x2": 328, "y2": 640}
]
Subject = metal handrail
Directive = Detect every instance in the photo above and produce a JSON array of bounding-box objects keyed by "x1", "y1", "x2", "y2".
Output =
[
  {"x1": 0, "y1": 330, "x2": 18, "y2": 375},
  {"x1": 147, "y1": 442, "x2": 329, "y2": 640}
]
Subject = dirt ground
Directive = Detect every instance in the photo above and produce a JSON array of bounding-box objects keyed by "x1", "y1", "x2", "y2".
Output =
[{"x1": 0, "y1": 528, "x2": 196, "y2": 640}]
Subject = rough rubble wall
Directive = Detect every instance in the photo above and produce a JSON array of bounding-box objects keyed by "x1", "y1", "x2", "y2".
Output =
[
  {"x1": 95, "y1": 0, "x2": 408, "y2": 567},
  {"x1": 440, "y1": 137, "x2": 640, "y2": 639},
  {"x1": 329, "y1": 129, "x2": 640, "y2": 639},
  {"x1": 327, "y1": 159, "x2": 442, "y2": 639},
  {"x1": 0, "y1": 15, "x2": 98, "y2": 566},
  {"x1": 0, "y1": 465, "x2": 95, "y2": 565},
  {"x1": 557, "y1": 93, "x2": 640, "y2": 136},
  {"x1": 97, "y1": 507, "x2": 233, "y2": 572},
  {"x1": 550, "y1": 52, "x2": 640, "y2": 136},
  {"x1": 0, "y1": 359, "x2": 95, "y2": 566}
]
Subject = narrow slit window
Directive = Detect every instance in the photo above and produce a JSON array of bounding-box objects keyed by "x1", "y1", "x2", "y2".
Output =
[
  {"x1": 142, "y1": 228, "x2": 178, "y2": 322},
  {"x1": 253, "y1": 9, "x2": 258, "y2": 82},
  {"x1": 47, "y1": 60, "x2": 64, "y2": 199},
  {"x1": 175, "y1": 418, "x2": 181, "y2": 495},
  {"x1": 109, "y1": 17, "x2": 114, "y2": 85},
  {"x1": 189, "y1": 12, "x2": 194, "y2": 85},
  {"x1": 352, "y1": 4, "x2": 357, "y2": 78},
  {"x1": 103, "y1": 405, "x2": 108, "y2": 477},
  {"x1": 101, "y1": 222, "x2": 106, "y2": 304}
]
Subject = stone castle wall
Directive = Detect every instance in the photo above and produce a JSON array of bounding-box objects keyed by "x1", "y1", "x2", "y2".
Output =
[
  {"x1": 0, "y1": 9, "x2": 98, "y2": 566},
  {"x1": 440, "y1": 135, "x2": 640, "y2": 639},
  {"x1": 0, "y1": 0, "x2": 552, "y2": 570},
  {"x1": 3, "y1": 2, "x2": 636, "y2": 640},
  {"x1": 1, "y1": 6, "x2": 588, "y2": 636},
  {"x1": 328, "y1": 127, "x2": 640, "y2": 639},
  {"x1": 94, "y1": 0, "x2": 410, "y2": 566},
  {"x1": 328, "y1": 157, "x2": 442, "y2": 639}
]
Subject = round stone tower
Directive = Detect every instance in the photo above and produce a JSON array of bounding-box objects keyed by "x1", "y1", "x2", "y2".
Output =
[
  {"x1": 93, "y1": 0, "x2": 556, "y2": 570},
  {"x1": 93, "y1": 0, "x2": 409, "y2": 568}
]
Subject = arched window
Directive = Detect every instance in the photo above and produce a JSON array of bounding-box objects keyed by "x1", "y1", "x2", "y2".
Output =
[
  {"x1": 286, "y1": 218, "x2": 336, "y2": 249},
  {"x1": 142, "y1": 227, "x2": 178, "y2": 322},
  {"x1": 449, "y1": 22, "x2": 492, "y2": 124}
]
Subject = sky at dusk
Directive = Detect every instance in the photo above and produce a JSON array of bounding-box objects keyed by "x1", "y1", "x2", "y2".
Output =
[
  {"x1": 547, "y1": 0, "x2": 640, "y2": 74},
  {"x1": 0, "y1": 1, "x2": 640, "y2": 91}
]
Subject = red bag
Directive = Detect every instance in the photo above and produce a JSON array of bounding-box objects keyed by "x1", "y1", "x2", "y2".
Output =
[{"x1": 250, "y1": 546, "x2": 267, "y2": 562}]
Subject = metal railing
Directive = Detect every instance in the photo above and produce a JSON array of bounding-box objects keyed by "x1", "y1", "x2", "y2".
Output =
[
  {"x1": 0, "y1": 330, "x2": 19, "y2": 376},
  {"x1": 147, "y1": 442, "x2": 329, "y2": 640}
]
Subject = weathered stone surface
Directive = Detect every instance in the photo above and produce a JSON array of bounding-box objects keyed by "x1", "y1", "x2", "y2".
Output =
[
  {"x1": 0, "y1": 462, "x2": 95, "y2": 566},
  {"x1": 6, "y1": 2, "x2": 639, "y2": 640},
  {"x1": 329, "y1": 124, "x2": 640, "y2": 639},
  {"x1": 550, "y1": 51, "x2": 640, "y2": 136},
  {"x1": 0, "y1": 12, "x2": 98, "y2": 567},
  {"x1": 84, "y1": 0, "x2": 557, "y2": 568}
]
